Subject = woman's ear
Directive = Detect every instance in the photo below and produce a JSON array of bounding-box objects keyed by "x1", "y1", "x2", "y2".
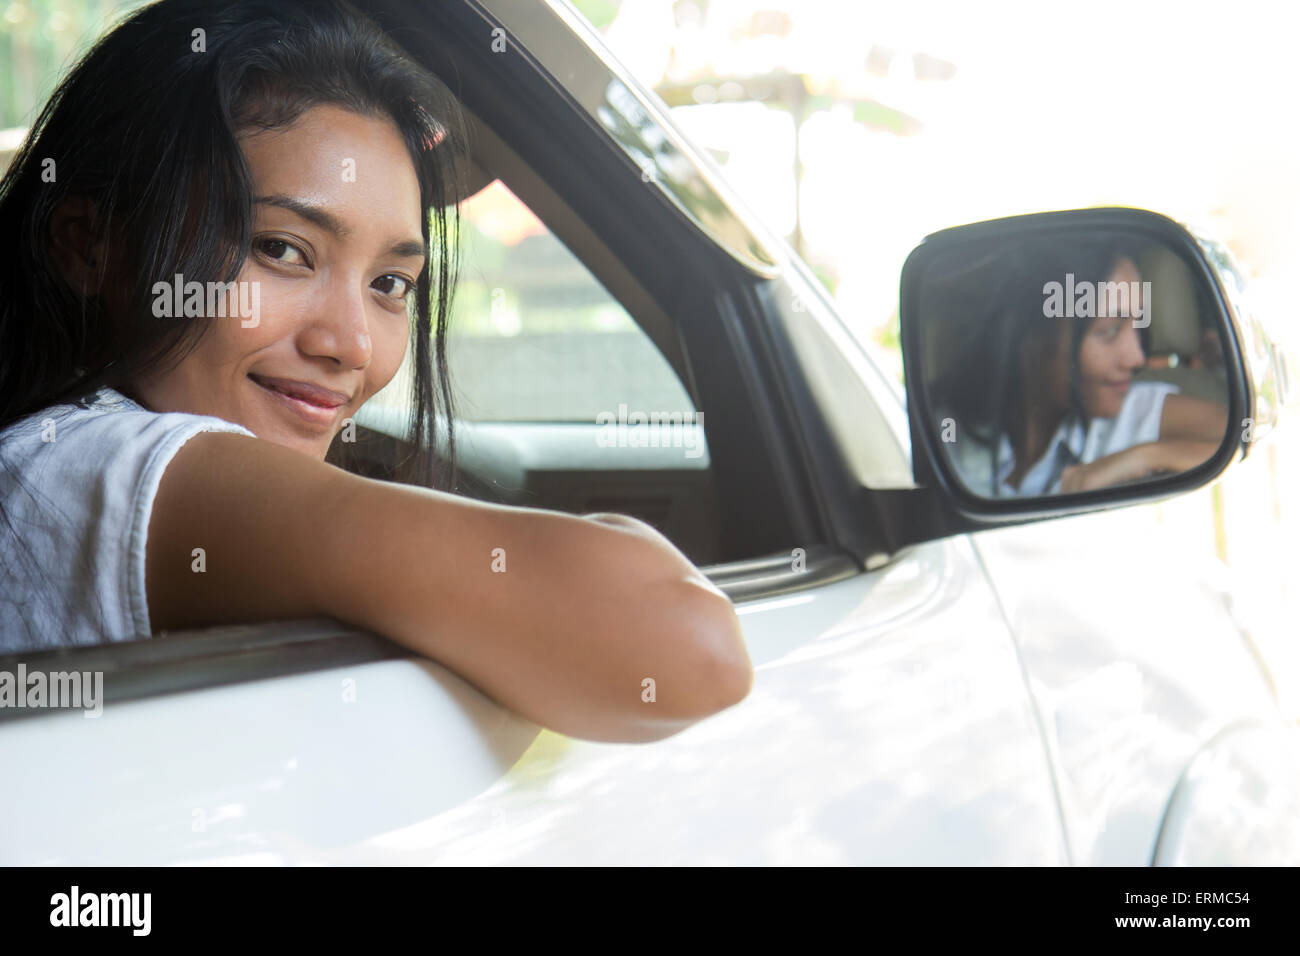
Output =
[{"x1": 49, "y1": 195, "x2": 109, "y2": 294}]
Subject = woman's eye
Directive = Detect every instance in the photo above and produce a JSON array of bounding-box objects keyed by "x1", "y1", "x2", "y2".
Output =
[
  {"x1": 1094, "y1": 319, "x2": 1121, "y2": 341},
  {"x1": 373, "y1": 274, "x2": 415, "y2": 300},
  {"x1": 256, "y1": 237, "x2": 307, "y2": 267}
]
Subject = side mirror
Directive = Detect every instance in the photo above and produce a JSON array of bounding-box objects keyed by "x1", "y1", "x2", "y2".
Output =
[{"x1": 899, "y1": 207, "x2": 1279, "y2": 521}]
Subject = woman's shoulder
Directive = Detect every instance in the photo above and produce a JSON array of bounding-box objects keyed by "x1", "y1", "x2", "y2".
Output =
[
  {"x1": 1126, "y1": 379, "x2": 1180, "y2": 404},
  {"x1": 0, "y1": 384, "x2": 257, "y2": 531},
  {"x1": 1115, "y1": 380, "x2": 1179, "y2": 431},
  {"x1": 0, "y1": 387, "x2": 258, "y2": 649},
  {"x1": 1, "y1": 387, "x2": 254, "y2": 450},
  {"x1": 1081, "y1": 380, "x2": 1179, "y2": 462}
]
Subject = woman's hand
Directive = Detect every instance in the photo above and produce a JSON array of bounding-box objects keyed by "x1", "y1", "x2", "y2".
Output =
[
  {"x1": 1058, "y1": 446, "x2": 1154, "y2": 493},
  {"x1": 1058, "y1": 439, "x2": 1221, "y2": 494}
]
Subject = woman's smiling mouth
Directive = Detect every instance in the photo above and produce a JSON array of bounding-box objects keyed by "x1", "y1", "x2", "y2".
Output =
[{"x1": 248, "y1": 373, "x2": 351, "y2": 430}]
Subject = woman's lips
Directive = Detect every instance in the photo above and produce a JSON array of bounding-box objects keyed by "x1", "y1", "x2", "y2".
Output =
[{"x1": 249, "y1": 374, "x2": 349, "y2": 429}]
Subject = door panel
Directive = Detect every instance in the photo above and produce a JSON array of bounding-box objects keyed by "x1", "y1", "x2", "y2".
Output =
[
  {"x1": 397, "y1": 537, "x2": 1062, "y2": 865},
  {"x1": 1, "y1": 537, "x2": 1065, "y2": 864},
  {"x1": 971, "y1": 503, "x2": 1280, "y2": 865},
  {"x1": 0, "y1": 652, "x2": 539, "y2": 865}
]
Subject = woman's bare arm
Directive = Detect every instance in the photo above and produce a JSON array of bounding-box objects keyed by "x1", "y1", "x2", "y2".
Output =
[
  {"x1": 1159, "y1": 393, "x2": 1228, "y2": 443},
  {"x1": 1058, "y1": 439, "x2": 1221, "y2": 493},
  {"x1": 146, "y1": 432, "x2": 753, "y2": 743}
]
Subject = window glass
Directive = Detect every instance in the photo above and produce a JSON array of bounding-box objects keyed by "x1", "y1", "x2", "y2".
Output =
[{"x1": 369, "y1": 180, "x2": 696, "y2": 423}]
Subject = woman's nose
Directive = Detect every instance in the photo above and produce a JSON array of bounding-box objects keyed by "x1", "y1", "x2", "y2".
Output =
[
  {"x1": 1122, "y1": 324, "x2": 1146, "y2": 369},
  {"x1": 300, "y1": 283, "x2": 373, "y2": 369}
]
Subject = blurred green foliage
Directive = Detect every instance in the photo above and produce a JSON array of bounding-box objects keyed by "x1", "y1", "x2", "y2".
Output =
[
  {"x1": 0, "y1": 0, "x2": 151, "y2": 129},
  {"x1": 569, "y1": 0, "x2": 621, "y2": 30}
]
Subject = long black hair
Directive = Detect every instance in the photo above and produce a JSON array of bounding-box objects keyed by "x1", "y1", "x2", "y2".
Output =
[
  {"x1": 927, "y1": 235, "x2": 1146, "y2": 493},
  {"x1": 1000, "y1": 236, "x2": 1146, "y2": 443},
  {"x1": 0, "y1": 0, "x2": 466, "y2": 490}
]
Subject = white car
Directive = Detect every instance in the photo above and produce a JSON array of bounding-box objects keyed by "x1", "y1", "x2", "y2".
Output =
[{"x1": 1, "y1": 0, "x2": 1296, "y2": 865}]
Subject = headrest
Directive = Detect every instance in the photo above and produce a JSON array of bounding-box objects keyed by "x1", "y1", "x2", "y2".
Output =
[{"x1": 1136, "y1": 244, "x2": 1201, "y2": 355}]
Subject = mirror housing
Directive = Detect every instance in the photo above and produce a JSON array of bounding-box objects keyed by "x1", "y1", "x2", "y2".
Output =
[{"x1": 898, "y1": 207, "x2": 1278, "y2": 525}]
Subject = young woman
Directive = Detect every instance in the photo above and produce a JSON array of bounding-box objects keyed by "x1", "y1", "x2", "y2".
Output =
[
  {"x1": 0, "y1": 0, "x2": 752, "y2": 742},
  {"x1": 939, "y1": 239, "x2": 1228, "y2": 497}
]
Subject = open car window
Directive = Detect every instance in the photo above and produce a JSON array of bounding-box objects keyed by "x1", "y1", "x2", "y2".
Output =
[
  {"x1": 373, "y1": 179, "x2": 697, "y2": 424},
  {"x1": 351, "y1": 169, "x2": 722, "y2": 565}
]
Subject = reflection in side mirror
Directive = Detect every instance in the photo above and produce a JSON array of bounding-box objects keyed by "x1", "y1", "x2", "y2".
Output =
[{"x1": 901, "y1": 209, "x2": 1237, "y2": 504}]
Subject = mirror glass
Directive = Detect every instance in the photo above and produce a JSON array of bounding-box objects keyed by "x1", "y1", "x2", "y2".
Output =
[{"x1": 912, "y1": 229, "x2": 1231, "y2": 498}]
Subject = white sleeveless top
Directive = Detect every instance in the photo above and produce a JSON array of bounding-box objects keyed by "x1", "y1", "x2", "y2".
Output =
[
  {"x1": 947, "y1": 381, "x2": 1179, "y2": 497},
  {"x1": 0, "y1": 388, "x2": 254, "y2": 652}
]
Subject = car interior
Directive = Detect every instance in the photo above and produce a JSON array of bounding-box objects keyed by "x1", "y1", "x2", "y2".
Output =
[{"x1": 1131, "y1": 244, "x2": 1231, "y2": 403}]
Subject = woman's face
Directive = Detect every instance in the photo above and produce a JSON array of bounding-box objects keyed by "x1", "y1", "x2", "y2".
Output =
[
  {"x1": 1076, "y1": 256, "x2": 1147, "y2": 419},
  {"x1": 131, "y1": 104, "x2": 425, "y2": 459}
]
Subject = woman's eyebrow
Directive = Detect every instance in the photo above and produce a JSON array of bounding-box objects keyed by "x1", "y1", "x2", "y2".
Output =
[
  {"x1": 255, "y1": 194, "x2": 426, "y2": 261},
  {"x1": 387, "y1": 239, "x2": 428, "y2": 261},
  {"x1": 256, "y1": 194, "x2": 349, "y2": 237}
]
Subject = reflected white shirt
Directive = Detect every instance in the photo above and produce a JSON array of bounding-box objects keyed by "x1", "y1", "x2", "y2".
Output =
[{"x1": 951, "y1": 381, "x2": 1179, "y2": 497}]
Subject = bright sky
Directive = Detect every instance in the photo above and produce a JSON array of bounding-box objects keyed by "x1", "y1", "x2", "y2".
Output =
[{"x1": 600, "y1": 0, "x2": 1300, "y2": 349}]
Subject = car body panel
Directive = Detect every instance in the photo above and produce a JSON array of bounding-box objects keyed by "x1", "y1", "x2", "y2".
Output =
[
  {"x1": 1, "y1": 537, "x2": 1071, "y2": 865},
  {"x1": 971, "y1": 506, "x2": 1287, "y2": 865},
  {"x1": 0, "y1": 652, "x2": 540, "y2": 865},
  {"x1": 1153, "y1": 720, "x2": 1300, "y2": 865}
]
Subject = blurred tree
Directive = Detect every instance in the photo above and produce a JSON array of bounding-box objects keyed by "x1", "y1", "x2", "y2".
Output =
[
  {"x1": 570, "y1": 0, "x2": 621, "y2": 31},
  {"x1": 1, "y1": 0, "x2": 150, "y2": 129}
]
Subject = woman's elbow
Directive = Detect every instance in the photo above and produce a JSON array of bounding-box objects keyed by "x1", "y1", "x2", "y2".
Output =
[
  {"x1": 655, "y1": 585, "x2": 754, "y2": 722},
  {"x1": 573, "y1": 522, "x2": 754, "y2": 740},
  {"x1": 618, "y1": 640, "x2": 752, "y2": 744},
  {"x1": 698, "y1": 593, "x2": 755, "y2": 709}
]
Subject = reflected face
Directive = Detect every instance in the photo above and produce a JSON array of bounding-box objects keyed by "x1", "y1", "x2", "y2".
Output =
[
  {"x1": 1076, "y1": 256, "x2": 1146, "y2": 419},
  {"x1": 131, "y1": 105, "x2": 426, "y2": 459}
]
